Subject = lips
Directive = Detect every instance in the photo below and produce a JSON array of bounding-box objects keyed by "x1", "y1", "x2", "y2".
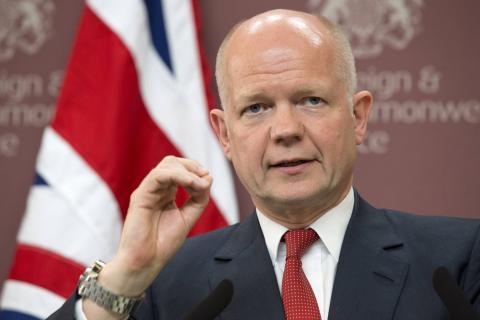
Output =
[{"x1": 270, "y1": 159, "x2": 312, "y2": 168}]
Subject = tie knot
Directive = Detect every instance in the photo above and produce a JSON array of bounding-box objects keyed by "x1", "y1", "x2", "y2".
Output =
[{"x1": 284, "y1": 229, "x2": 319, "y2": 258}]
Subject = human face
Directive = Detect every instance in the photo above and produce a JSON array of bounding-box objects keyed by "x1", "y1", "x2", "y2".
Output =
[{"x1": 211, "y1": 20, "x2": 371, "y2": 222}]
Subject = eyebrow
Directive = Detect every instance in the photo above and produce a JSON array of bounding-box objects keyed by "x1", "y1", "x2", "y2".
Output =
[
  {"x1": 293, "y1": 88, "x2": 321, "y2": 98},
  {"x1": 233, "y1": 90, "x2": 268, "y2": 107}
]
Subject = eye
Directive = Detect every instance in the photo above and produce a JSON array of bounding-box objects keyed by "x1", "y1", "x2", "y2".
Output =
[
  {"x1": 244, "y1": 103, "x2": 264, "y2": 114},
  {"x1": 302, "y1": 96, "x2": 325, "y2": 107}
]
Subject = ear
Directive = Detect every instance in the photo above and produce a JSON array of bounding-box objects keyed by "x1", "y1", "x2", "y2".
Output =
[
  {"x1": 352, "y1": 90, "x2": 373, "y2": 145},
  {"x1": 210, "y1": 108, "x2": 232, "y2": 160}
]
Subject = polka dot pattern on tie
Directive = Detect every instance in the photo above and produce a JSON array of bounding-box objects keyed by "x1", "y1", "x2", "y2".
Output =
[{"x1": 281, "y1": 229, "x2": 321, "y2": 320}]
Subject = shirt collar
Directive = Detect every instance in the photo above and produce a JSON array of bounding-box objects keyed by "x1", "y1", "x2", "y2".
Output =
[{"x1": 256, "y1": 187, "x2": 354, "y2": 263}]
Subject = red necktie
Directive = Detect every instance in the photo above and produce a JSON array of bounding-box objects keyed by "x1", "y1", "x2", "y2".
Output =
[{"x1": 282, "y1": 229, "x2": 321, "y2": 320}]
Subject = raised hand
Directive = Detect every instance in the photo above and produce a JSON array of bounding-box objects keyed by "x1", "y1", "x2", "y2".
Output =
[{"x1": 84, "y1": 156, "x2": 212, "y2": 319}]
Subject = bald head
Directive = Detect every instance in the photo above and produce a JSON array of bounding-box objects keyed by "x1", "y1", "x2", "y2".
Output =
[{"x1": 215, "y1": 9, "x2": 357, "y2": 108}]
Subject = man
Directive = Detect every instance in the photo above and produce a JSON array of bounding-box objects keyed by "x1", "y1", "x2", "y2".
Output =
[{"x1": 49, "y1": 9, "x2": 480, "y2": 320}]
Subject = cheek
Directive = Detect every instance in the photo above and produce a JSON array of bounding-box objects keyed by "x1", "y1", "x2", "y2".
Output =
[
  {"x1": 229, "y1": 125, "x2": 268, "y2": 166},
  {"x1": 331, "y1": 124, "x2": 358, "y2": 165},
  {"x1": 309, "y1": 117, "x2": 356, "y2": 160}
]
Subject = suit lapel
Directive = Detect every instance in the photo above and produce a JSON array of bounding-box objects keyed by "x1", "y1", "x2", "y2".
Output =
[
  {"x1": 209, "y1": 213, "x2": 285, "y2": 319},
  {"x1": 328, "y1": 193, "x2": 409, "y2": 320}
]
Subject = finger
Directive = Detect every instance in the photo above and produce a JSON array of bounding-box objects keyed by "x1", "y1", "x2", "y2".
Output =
[
  {"x1": 144, "y1": 156, "x2": 210, "y2": 191},
  {"x1": 161, "y1": 156, "x2": 209, "y2": 177},
  {"x1": 140, "y1": 167, "x2": 209, "y2": 195},
  {"x1": 183, "y1": 174, "x2": 213, "y2": 204},
  {"x1": 182, "y1": 175, "x2": 213, "y2": 221},
  {"x1": 130, "y1": 156, "x2": 211, "y2": 212}
]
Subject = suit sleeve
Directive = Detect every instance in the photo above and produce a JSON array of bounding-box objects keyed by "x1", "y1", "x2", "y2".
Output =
[
  {"x1": 464, "y1": 223, "x2": 480, "y2": 313},
  {"x1": 45, "y1": 291, "x2": 78, "y2": 320}
]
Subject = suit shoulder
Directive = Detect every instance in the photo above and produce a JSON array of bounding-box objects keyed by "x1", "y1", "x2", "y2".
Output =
[
  {"x1": 383, "y1": 208, "x2": 480, "y2": 230},
  {"x1": 382, "y1": 208, "x2": 480, "y2": 244}
]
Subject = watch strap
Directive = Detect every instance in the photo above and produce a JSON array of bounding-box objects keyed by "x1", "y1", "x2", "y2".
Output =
[{"x1": 78, "y1": 260, "x2": 143, "y2": 315}]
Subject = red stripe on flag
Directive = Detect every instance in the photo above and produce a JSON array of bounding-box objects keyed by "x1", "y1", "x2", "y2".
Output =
[
  {"x1": 51, "y1": 7, "x2": 227, "y2": 234},
  {"x1": 8, "y1": 244, "x2": 84, "y2": 298}
]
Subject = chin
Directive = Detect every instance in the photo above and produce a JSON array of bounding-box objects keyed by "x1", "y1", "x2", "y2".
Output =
[
  {"x1": 266, "y1": 189, "x2": 321, "y2": 209},
  {"x1": 275, "y1": 179, "x2": 343, "y2": 203}
]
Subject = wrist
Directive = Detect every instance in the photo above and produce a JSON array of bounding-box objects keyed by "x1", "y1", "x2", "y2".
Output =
[
  {"x1": 78, "y1": 260, "x2": 144, "y2": 317},
  {"x1": 98, "y1": 252, "x2": 165, "y2": 298}
]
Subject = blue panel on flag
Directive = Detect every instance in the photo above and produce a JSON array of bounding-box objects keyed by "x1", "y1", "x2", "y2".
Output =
[
  {"x1": 0, "y1": 310, "x2": 40, "y2": 320},
  {"x1": 143, "y1": 0, "x2": 173, "y2": 72},
  {"x1": 33, "y1": 173, "x2": 48, "y2": 186}
]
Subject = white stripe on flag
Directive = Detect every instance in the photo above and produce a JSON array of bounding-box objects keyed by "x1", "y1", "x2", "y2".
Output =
[
  {"x1": 163, "y1": 0, "x2": 206, "y2": 109},
  {"x1": 87, "y1": 0, "x2": 238, "y2": 224},
  {"x1": 19, "y1": 185, "x2": 115, "y2": 266},
  {"x1": 0, "y1": 280, "x2": 64, "y2": 319},
  {"x1": 161, "y1": 0, "x2": 239, "y2": 225},
  {"x1": 35, "y1": 128, "x2": 122, "y2": 262}
]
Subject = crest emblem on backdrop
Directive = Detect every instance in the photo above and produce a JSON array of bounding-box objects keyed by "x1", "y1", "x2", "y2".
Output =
[
  {"x1": 306, "y1": 0, "x2": 424, "y2": 59},
  {"x1": 0, "y1": 0, "x2": 55, "y2": 62}
]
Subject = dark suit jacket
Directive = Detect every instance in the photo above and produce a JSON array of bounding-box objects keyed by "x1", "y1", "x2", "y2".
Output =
[{"x1": 49, "y1": 193, "x2": 480, "y2": 319}]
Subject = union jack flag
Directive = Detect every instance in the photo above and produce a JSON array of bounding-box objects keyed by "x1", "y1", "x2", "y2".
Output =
[{"x1": 0, "y1": 0, "x2": 238, "y2": 318}]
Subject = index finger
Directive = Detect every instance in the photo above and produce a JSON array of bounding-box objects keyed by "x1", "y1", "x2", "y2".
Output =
[{"x1": 160, "y1": 156, "x2": 209, "y2": 176}]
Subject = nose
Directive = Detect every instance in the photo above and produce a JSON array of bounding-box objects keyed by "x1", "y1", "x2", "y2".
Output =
[{"x1": 269, "y1": 105, "x2": 304, "y2": 145}]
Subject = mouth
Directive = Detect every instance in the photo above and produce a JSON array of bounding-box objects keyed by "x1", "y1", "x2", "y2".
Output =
[{"x1": 270, "y1": 159, "x2": 313, "y2": 168}]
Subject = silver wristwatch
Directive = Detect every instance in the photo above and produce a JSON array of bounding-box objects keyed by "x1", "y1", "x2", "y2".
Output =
[{"x1": 78, "y1": 260, "x2": 144, "y2": 315}]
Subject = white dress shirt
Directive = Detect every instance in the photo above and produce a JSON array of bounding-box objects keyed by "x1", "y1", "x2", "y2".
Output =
[
  {"x1": 256, "y1": 187, "x2": 354, "y2": 320},
  {"x1": 76, "y1": 188, "x2": 354, "y2": 319}
]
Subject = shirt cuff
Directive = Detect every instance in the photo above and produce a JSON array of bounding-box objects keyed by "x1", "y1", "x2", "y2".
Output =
[{"x1": 75, "y1": 298, "x2": 88, "y2": 320}]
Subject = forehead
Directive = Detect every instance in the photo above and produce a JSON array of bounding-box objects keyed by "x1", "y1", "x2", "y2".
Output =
[{"x1": 225, "y1": 27, "x2": 338, "y2": 100}]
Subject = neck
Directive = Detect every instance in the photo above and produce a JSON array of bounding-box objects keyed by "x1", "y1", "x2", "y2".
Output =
[{"x1": 254, "y1": 186, "x2": 352, "y2": 229}]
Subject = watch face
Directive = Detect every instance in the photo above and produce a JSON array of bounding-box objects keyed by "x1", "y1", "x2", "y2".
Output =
[{"x1": 93, "y1": 260, "x2": 106, "y2": 272}]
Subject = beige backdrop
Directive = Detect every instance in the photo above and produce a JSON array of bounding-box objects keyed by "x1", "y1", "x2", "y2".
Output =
[{"x1": 1, "y1": 0, "x2": 479, "y2": 289}]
